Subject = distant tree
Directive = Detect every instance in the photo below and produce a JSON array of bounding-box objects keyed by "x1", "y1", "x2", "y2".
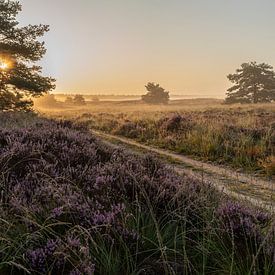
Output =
[
  {"x1": 142, "y1": 82, "x2": 170, "y2": 104},
  {"x1": 73, "y1": 94, "x2": 86, "y2": 105},
  {"x1": 65, "y1": 96, "x2": 73, "y2": 104},
  {"x1": 225, "y1": 62, "x2": 275, "y2": 104},
  {"x1": 34, "y1": 93, "x2": 57, "y2": 108},
  {"x1": 0, "y1": 0, "x2": 55, "y2": 111}
]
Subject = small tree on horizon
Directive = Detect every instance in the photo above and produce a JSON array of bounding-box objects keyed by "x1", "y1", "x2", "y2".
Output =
[
  {"x1": 225, "y1": 62, "x2": 275, "y2": 104},
  {"x1": 142, "y1": 82, "x2": 169, "y2": 104},
  {"x1": 73, "y1": 94, "x2": 86, "y2": 105},
  {"x1": 0, "y1": 0, "x2": 55, "y2": 111}
]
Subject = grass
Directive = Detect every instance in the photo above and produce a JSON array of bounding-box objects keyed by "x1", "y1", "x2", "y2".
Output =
[
  {"x1": 0, "y1": 111, "x2": 274, "y2": 274},
  {"x1": 47, "y1": 100, "x2": 275, "y2": 177}
]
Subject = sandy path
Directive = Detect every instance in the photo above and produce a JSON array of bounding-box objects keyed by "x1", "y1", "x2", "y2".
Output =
[{"x1": 93, "y1": 130, "x2": 274, "y2": 213}]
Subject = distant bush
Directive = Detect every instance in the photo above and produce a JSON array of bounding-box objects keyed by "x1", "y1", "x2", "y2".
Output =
[
  {"x1": 160, "y1": 114, "x2": 193, "y2": 132},
  {"x1": 73, "y1": 94, "x2": 86, "y2": 105},
  {"x1": 114, "y1": 121, "x2": 140, "y2": 138}
]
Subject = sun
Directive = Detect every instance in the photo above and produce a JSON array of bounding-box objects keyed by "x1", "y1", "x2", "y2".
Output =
[{"x1": 0, "y1": 61, "x2": 8, "y2": 70}]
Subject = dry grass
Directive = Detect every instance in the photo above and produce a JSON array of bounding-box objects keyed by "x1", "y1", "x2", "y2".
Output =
[{"x1": 36, "y1": 99, "x2": 275, "y2": 176}]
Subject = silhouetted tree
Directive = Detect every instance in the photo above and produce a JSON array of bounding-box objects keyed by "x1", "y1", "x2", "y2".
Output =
[
  {"x1": 0, "y1": 0, "x2": 55, "y2": 111},
  {"x1": 225, "y1": 62, "x2": 275, "y2": 104},
  {"x1": 73, "y1": 95, "x2": 86, "y2": 105},
  {"x1": 65, "y1": 96, "x2": 73, "y2": 104},
  {"x1": 142, "y1": 82, "x2": 169, "y2": 104}
]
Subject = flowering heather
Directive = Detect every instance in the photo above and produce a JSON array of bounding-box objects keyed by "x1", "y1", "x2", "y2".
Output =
[
  {"x1": 82, "y1": 107, "x2": 275, "y2": 175},
  {"x1": 217, "y1": 201, "x2": 270, "y2": 238},
  {"x1": 0, "y1": 113, "x2": 274, "y2": 274}
]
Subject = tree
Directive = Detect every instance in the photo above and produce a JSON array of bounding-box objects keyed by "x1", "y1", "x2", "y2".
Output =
[
  {"x1": 73, "y1": 94, "x2": 86, "y2": 105},
  {"x1": 142, "y1": 82, "x2": 169, "y2": 104},
  {"x1": 225, "y1": 62, "x2": 275, "y2": 104},
  {"x1": 0, "y1": 0, "x2": 55, "y2": 111}
]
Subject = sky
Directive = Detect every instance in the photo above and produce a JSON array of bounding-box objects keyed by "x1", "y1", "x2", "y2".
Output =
[{"x1": 18, "y1": 0, "x2": 275, "y2": 97}]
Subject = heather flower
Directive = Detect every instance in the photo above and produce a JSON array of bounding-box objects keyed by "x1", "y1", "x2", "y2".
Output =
[
  {"x1": 1, "y1": 114, "x2": 273, "y2": 274},
  {"x1": 217, "y1": 200, "x2": 272, "y2": 251},
  {"x1": 26, "y1": 239, "x2": 60, "y2": 272}
]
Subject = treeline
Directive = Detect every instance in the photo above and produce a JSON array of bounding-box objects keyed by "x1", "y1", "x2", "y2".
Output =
[{"x1": 34, "y1": 94, "x2": 90, "y2": 108}]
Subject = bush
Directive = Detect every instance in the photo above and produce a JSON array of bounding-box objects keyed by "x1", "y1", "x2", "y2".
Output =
[{"x1": 73, "y1": 95, "x2": 86, "y2": 105}]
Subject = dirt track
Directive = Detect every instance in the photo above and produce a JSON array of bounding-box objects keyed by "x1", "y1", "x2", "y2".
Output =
[{"x1": 93, "y1": 130, "x2": 275, "y2": 214}]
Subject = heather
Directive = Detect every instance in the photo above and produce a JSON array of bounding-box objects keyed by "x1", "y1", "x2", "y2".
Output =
[
  {"x1": 0, "y1": 113, "x2": 274, "y2": 274},
  {"x1": 75, "y1": 105, "x2": 275, "y2": 176}
]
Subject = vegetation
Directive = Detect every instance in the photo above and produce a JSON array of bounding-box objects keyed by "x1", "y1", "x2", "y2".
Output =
[
  {"x1": 0, "y1": 0, "x2": 55, "y2": 111},
  {"x1": 225, "y1": 62, "x2": 275, "y2": 104},
  {"x1": 73, "y1": 94, "x2": 86, "y2": 105},
  {"x1": 142, "y1": 82, "x2": 170, "y2": 104},
  {"x1": 73, "y1": 103, "x2": 275, "y2": 176},
  {"x1": 0, "y1": 112, "x2": 274, "y2": 274}
]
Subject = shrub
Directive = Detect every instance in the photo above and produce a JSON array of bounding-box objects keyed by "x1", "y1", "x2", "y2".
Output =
[{"x1": 259, "y1": 156, "x2": 275, "y2": 176}]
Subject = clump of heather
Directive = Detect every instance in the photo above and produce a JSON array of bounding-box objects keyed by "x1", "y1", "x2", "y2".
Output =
[
  {"x1": 217, "y1": 201, "x2": 275, "y2": 263},
  {"x1": 217, "y1": 201, "x2": 270, "y2": 239},
  {"x1": 0, "y1": 113, "x2": 274, "y2": 274},
  {"x1": 0, "y1": 117, "x2": 192, "y2": 273}
]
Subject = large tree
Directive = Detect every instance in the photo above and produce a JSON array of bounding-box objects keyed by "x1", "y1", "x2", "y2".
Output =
[
  {"x1": 0, "y1": 0, "x2": 55, "y2": 111},
  {"x1": 142, "y1": 82, "x2": 169, "y2": 104},
  {"x1": 225, "y1": 62, "x2": 275, "y2": 104}
]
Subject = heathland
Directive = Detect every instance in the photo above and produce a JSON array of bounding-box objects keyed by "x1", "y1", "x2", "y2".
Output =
[
  {"x1": 38, "y1": 99, "x2": 275, "y2": 177},
  {"x1": 0, "y1": 109, "x2": 274, "y2": 274}
]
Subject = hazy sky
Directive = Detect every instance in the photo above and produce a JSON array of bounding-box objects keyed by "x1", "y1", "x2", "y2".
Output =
[{"x1": 18, "y1": 0, "x2": 275, "y2": 97}]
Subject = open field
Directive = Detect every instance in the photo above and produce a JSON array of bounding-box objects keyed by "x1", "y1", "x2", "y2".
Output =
[
  {"x1": 37, "y1": 100, "x2": 275, "y2": 177},
  {"x1": 0, "y1": 111, "x2": 274, "y2": 274}
]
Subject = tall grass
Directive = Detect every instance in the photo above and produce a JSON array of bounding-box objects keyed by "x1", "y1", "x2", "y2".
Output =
[
  {"x1": 78, "y1": 106, "x2": 275, "y2": 176},
  {"x1": 0, "y1": 112, "x2": 274, "y2": 274}
]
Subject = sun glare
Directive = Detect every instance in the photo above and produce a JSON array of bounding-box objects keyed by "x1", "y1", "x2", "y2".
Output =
[{"x1": 0, "y1": 61, "x2": 8, "y2": 70}]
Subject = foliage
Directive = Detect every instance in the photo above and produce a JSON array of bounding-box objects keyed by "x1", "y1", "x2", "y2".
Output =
[
  {"x1": 0, "y1": 0, "x2": 55, "y2": 111},
  {"x1": 0, "y1": 113, "x2": 274, "y2": 274},
  {"x1": 142, "y1": 82, "x2": 169, "y2": 104},
  {"x1": 73, "y1": 94, "x2": 86, "y2": 105},
  {"x1": 225, "y1": 62, "x2": 275, "y2": 104}
]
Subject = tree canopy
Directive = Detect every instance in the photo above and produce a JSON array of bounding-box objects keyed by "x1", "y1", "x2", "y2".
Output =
[
  {"x1": 225, "y1": 62, "x2": 275, "y2": 104},
  {"x1": 142, "y1": 82, "x2": 169, "y2": 104},
  {"x1": 73, "y1": 94, "x2": 86, "y2": 105},
  {"x1": 0, "y1": 0, "x2": 55, "y2": 111}
]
